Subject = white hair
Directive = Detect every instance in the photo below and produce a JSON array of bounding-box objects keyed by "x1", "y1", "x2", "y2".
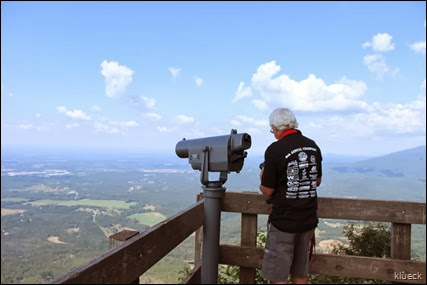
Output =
[{"x1": 269, "y1": 108, "x2": 299, "y2": 131}]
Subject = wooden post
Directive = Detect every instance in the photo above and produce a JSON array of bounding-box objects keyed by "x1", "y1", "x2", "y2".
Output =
[
  {"x1": 239, "y1": 213, "x2": 258, "y2": 284},
  {"x1": 109, "y1": 230, "x2": 140, "y2": 284},
  {"x1": 194, "y1": 193, "x2": 204, "y2": 266},
  {"x1": 109, "y1": 230, "x2": 139, "y2": 249},
  {"x1": 391, "y1": 223, "x2": 411, "y2": 284},
  {"x1": 391, "y1": 223, "x2": 411, "y2": 260}
]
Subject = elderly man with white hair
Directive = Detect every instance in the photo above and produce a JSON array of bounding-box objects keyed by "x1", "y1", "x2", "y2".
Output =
[{"x1": 259, "y1": 107, "x2": 323, "y2": 284}]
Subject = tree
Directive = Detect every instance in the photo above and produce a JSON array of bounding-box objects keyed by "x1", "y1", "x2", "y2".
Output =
[
  {"x1": 333, "y1": 222, "x2": 391, "y2": 258},
  {"x1": 309, "y1": 222, "x2": 391, "y2": 284}
]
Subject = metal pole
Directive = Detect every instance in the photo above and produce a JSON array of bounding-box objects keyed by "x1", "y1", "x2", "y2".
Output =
[{"x1": 201, "y1": 183, "x2": 225, "y2": 284}]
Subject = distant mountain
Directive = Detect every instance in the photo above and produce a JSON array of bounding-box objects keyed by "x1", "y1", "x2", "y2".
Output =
[
  {"x1": 322, "y1": 154, "x2": 373, "y2": 164},
  {"x1": 331, "y1": 145, "x2": 426, "y2": 180}
]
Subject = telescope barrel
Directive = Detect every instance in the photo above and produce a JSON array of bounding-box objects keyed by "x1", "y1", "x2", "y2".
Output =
[
  {"x1": 175, "y1": 130, "x2": 251, "y2": 173},
  {"x1": 175, "y1": 139, "x2": 189, "y2": 158}
]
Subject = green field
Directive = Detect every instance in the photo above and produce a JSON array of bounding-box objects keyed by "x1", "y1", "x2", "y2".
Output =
[
  {"x1": 127, "y1": 212, "x2": 167, "y2": 226},
  {"x1": 27, "y1": 199, "x2": 137, "y2": 209},
  {"x1": 1, "y1": 198, "x2": 29, "y2": 202}
]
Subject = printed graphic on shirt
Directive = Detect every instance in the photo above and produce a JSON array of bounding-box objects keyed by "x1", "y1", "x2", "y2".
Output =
[{"x1": 285, "y1": 147, "x2": 319, "y2": 199}]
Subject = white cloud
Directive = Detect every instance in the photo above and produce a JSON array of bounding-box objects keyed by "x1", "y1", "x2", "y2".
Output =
[
  {"x1": 91, "y1": 105, "x2": 102, "y2": 112},
  {"x1": 57, "y1": 106, "x2": 91, "y2": 120},
  {"x1": 93, "y1": 120, "x2": 138, "y2": 134},
  {"x1": 15, "y1": 123, "x2": 48, "y2": 132},
  {"x1": 305, "y1": 81, "x2": 426, "y2": 139},
  {"x1": 233, "y1": 82, "x2": 252, "y2": 102},
  {"x1": 169, "y1": 67, "x2": 181, "y2": 79},
  {"x1": 66, "y1": 123, "x2": 80, "y2": 129},
  {"x1": 247, "y1": 127, "x2": 261, "y2": 134},
  {"x1": 410, "y1": 20, "x2": 426, "y2": 54},
  {"x1": 94, "y1": 122, "x2": 119, "y2": 134},
  {"x1": 8, "y1": 93, "x2": 14, "y2": 97},
  {"x1": 157, "y1": 126, "x2": 170, "y2": 133},
  {"x1": 363, "y1": 54, "x2": 387, "y2": 79},
  {"x1": 236, "y1": 115, "x2": 269, "y2": 127},
  {"x1": 363, "y1": 33, "x2": 395, "y2": 52},
  {"x1": 18, "y1": 124, "x2": 33, "y2": 129},
  {"x1": 252, "y1": 99, "x2": 268, "y2": 111},
  {"x1": 353, "y1": 100, "x2": 425, "y2": 135},
  {"x1": 35, "y1": 113, "x2": 41, "y2": 118},
  {"x1": 194, "y1": 76, "x2": 204, "y2": 87},
  {"x1": 250, "y1": 61, "x2": 370, "y2": 112},
  {"x1": 115, "y1": 120, "x2": 139, "y2": 127},
  {"x1": 139, "y1": 96, "x2": 156, "y2": 109},
  {"x1": 100, "y1": 60, "x2": 134, "y2": 98},
  {"x1": 177, "y1": 114, "x2": 195, "y2": 124},
  {"x1": 145, "y1": 113, "x2": 162, "y2": 121},
  {"x1": 126, "y1": 95, "x2": 156, "y2": 110},
  {"x1": 363, "y1": 54, "x2": 399, "y2": 80},
  {"x1": 411, "y1": 41, "x2": 426, "y2": 54},
  {"x1": 230, "y1": 120, "x2": 241, "y2": 126},
  {"x1": 362, "y1": 33, "x2": 398, "y2": 79}
]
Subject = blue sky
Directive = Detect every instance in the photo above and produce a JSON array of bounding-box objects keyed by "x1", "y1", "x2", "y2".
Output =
[{"x1": 1, "y1": 1, "x2": 426, "y2": 156}]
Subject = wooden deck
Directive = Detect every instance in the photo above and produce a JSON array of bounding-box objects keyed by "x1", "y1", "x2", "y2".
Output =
[{"x1": 53, "y1": 192, "x2": 426, "y2": 284}]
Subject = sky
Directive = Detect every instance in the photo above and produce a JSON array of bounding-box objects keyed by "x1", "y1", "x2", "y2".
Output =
[{"x1": 1, "y1": 1, "x2": 426, "y2": 157}]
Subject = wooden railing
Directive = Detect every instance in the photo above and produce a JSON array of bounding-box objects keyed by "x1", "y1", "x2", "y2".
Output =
[
  {"x1": 53, "y1": 200, "x2": 204, "y2": 284},
  {"x1": 53, "y1": 192, "x2": 426, "y2": 284}
]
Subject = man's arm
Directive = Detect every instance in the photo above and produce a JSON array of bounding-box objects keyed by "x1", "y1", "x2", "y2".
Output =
[
  {"x1": 259, "y1": 167, "x2": 274, "y2": 197},
  {"x1": 260, "y1": 184, "x2": 274, "y2": 197}
]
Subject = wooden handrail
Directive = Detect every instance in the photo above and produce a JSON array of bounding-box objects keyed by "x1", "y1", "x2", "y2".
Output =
[
  {"x1": 52, "y1": 200, "x2": 204, "y2": 284},
  {"x1": 222, "y1": 192, "x2": 426, "y2": 224}
]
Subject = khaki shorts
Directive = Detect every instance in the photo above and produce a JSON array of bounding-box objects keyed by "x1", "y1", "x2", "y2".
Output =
[{"x1": 261, "y1": 223, "x2": 315, "y2": 281}]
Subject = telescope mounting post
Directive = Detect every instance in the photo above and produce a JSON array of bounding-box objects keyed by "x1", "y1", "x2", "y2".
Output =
[{"x1": 200, "y1": 146, "x2": 227, "y2": 284}]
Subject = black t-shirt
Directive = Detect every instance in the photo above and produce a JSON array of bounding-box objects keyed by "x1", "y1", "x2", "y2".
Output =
[{"x1": 261, "y1": 130, "x2": 322, "y2": 233}]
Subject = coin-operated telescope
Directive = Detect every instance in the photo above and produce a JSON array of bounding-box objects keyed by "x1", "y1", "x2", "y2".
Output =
[
  {"x1": 175, "y1": 129, "x2": 251, "y2": 186},
  {"x1": 175, "y1": 129, "x2": 251, "y2": 284}
]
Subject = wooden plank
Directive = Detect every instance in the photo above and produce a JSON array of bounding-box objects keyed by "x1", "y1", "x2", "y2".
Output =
[
  {"x1": 310, "y1": 254, "x2": 426, "y2": 284},
  {"x1": 391, "y1": 223, "x2": 412, "y2": 260},
  {"x1": 219, "y1": 244, "x2": 263, "y2": 269},
  {"x1": 219, "y1": 245, "x2": 426, "y2": 284},
  {"x1": 222, "y1": 192, "x2": 426, "y2": 224},
  {"x1": 239, "y1": 213, "x2": 257, "y2": 284},
  {"x1": 53, "y1": 200, "x2": 204, "y2": 284},
  {"x1": 181, "y1": 264, "x2": 201, "y2": 284},
  {"x1": 317, "y1": 198, "x2": 426, "y2": 224},
  {"x1": 222, "y1": 192, "x2": 269, "y2": 216}
]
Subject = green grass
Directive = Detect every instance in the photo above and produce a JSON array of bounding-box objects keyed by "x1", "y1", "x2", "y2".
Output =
[
  {"x1": 1, "y1": 198, "x2": 29, "y2": 202},
  {"x1": 27, "y1": 199, "x2": 137, "y2": 209},
  {"x1": 127, "y1": 212, "x2": 167, "y2": 226},
  {"x1": 18, "y1": 275, "x2": 44, "y2": 284}
]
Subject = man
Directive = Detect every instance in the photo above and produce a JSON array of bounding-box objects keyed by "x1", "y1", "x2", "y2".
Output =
[{"x1": 259, "y1": 108, "x2": 322, "y2": 284}]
